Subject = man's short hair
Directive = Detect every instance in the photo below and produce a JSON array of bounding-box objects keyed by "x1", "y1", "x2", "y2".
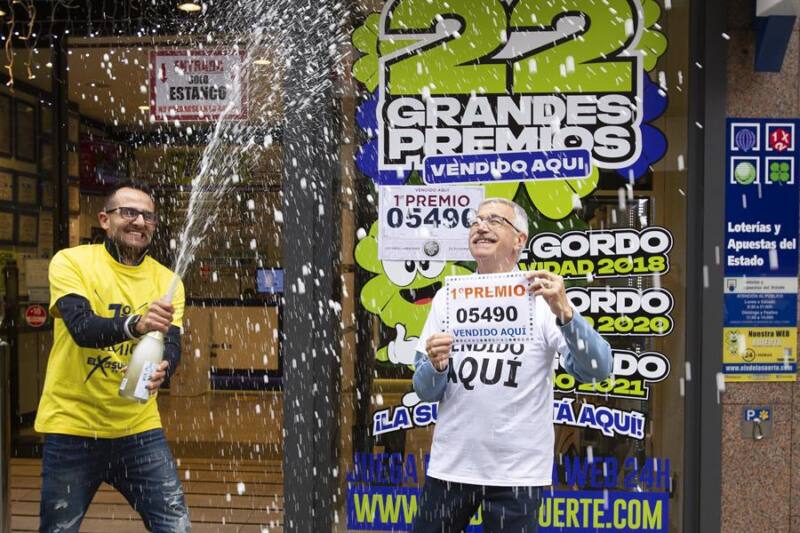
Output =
[
  {"x1": 479, "y1": 197, "x2": 529, "y2": 235},
  {"x1": 104, "y1": 179, "x2": 156, "y2": 208}
]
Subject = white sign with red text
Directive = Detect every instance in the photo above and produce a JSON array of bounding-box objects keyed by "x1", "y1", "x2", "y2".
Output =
[
  {"x1": 378, "y1": 185, "x2": 483, "y2": 261},
  {"x1": 445, "y1": 272, "x2": 535, "y2": 344},
  {"x1": 149, "y1": 50, "x2": 248, "y2": 121}
]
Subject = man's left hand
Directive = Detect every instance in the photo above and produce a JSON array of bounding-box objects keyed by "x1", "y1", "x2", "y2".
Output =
[
  {"x1": 146, "y1": 360, "x2": 170, "y2": 394},
  {"x1": 526, "y1": 270, "x2": 573, "y2": 324}
]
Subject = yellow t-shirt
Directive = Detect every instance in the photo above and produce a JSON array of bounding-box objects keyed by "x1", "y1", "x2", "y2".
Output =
[{"x1": 34, "y1": 244, "x2": 185, "y2": 438}]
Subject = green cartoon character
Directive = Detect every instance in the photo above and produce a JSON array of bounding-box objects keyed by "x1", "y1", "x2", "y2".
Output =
[{"x1": 355, "y1": 222, "x2": 472, "y2": 366}]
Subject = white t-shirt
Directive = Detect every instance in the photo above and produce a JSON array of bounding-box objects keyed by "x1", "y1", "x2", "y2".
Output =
[{"x1": 416, "y1": 287, "x2": 567, "y2": 487}]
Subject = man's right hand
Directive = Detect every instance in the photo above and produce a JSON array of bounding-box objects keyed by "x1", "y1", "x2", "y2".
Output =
[
  {"x1": 425, "y1": 333, "x2": 454, "y2": 372},
  {"x1": 134, "y1": 298, "x2": 174, "y2": 335}
]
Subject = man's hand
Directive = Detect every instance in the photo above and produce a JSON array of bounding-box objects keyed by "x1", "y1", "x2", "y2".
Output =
[
  {"x1": 425, "y1": 333, "x2": 454, "y2": 372},
  {"x1": 134, "y1": 298, "x2": 174, "y2": 335},
  {"x1": 146, "y1": 360, "x2": 170, "y2": 394},
  {"x1": 526, "y1": 270, "x2": 573, "y2": 324},
  {"x1": 120, "y1": 360, "x2": 169, "y2": 395}
]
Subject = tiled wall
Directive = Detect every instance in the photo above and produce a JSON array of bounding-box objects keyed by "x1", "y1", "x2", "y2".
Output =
[{"x1": 722, "y1": 4, "x2": 800, "y2": 532}]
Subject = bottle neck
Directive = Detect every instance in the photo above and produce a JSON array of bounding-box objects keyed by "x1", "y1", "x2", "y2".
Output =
[{"x1": 144, "y1": 331, "x2": 164, "y2": 341}]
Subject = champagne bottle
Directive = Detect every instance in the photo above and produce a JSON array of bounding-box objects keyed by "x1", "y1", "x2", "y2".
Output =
[
  {"x1": 118, "y1": 332, "x2": 165, "y2": 402},
  {"x1": 119, "y1": 274, "x2": 180, "y2": 402}
]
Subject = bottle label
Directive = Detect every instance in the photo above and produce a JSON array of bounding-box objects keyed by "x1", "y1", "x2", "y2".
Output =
[{"x1": 134, "y1": 361, "x2": 158, "y2": 401}]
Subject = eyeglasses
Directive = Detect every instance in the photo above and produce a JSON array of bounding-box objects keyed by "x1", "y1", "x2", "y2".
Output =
[
  {"x1": 467, "y1": 213, "x2": 519, "y2": 232},
  {"x1": 105, "y1": 206, "x2": 157, "y2": 225}
]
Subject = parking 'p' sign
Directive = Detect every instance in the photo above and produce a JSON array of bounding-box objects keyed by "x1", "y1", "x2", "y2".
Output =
[{"x1": 445, "y1": 272, "x2": 535, "y2": 344}]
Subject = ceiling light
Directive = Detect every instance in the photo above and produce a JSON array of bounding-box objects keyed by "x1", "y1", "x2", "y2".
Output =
[
  {"x1": 177, "y1": 2, "x2": 202, "y2": 13},
  {"x1": 0, "y1": 9, "x2": 6, "y2": 16},
  {"x1": 253, "y1": 58, "x2": 271, "y2": 66},
  {"x1": 138, "y1": 105, "x2": 150, "y2": 112}
]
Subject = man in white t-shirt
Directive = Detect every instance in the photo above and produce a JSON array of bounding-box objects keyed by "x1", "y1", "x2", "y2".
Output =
[{"x1": 412, "y1": 198, "x2": 613, "y2": 533}]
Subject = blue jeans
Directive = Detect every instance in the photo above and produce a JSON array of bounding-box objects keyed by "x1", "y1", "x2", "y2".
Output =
[
  {"x1": 412, "y1": 476, "x2": 541, "y2": 533},
  {"x1": 39, "y1": 429, "x2": 190, "y2": 533}
]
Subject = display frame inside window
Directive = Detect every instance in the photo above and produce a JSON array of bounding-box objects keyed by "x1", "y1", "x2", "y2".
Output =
[
  {"x1": 13, "y1": 100, "x2": 37, "y2": 163},
  {"x1": 68, "y1": 112, "x2": 80, "y2": 145},
  {"x1": 40, "y1": 139, "x2": 53, "y2": 174},
  {"x1": 16, "y1": 210, "x2": 39, "y2": 246},
  {"x1": 68, "y1": 149, "x2": 79, "y2": 178},
  {"x1": 15, "y1": 172, "x2": 39, "y2": 206},
  {"x1": 40, "y1": 179, "x2": 54, "y2": 208},
  {"x1": 0, "y1": 94, "x2": 11, "y2": 157},
  {"x1": 0, "y1": 208, "x2": 14, "y2": 245},
  {"x1": 0, "y1": 169, "x2": 13, "y2": 204},
  {"x1": 38, "y1": 209, "x2": 54, "y2": 254},
  {"x1": 68, "y1": 181, "x2": 81, "y2": 214},
  {"x1": 40, "y1": 103, "x2": 54, "y2": 137}
]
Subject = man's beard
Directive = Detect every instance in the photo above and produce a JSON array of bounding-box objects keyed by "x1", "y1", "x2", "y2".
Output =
[{"x1": 111, "y1": 230, "x2": 150, "y2": 261}]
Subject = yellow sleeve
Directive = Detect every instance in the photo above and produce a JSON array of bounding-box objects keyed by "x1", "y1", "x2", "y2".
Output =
[
  {"x1": 48, "y1": 251, "x2": 89, "y2": 317},
  {"x1": 171, "y1": 277, "x2": 186, "y2": 330}
]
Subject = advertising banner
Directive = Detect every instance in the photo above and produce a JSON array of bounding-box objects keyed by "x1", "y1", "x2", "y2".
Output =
[
  {"x1": 346, "y1": 453, "x2": 670, "y2": 532},
  {"x1": 724, "y1": 118, "x2": 800, "y2": 381},
  {"x1": 351, "y1": 1, "x2": 678, "y2": 531}
]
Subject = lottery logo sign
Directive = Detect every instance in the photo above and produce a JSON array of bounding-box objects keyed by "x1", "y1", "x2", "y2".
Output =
[
  {"x1": 445, "y1": 272, "x2": 534, "y2": 344},
  {"x1": 767, "y1": 125, "x2": 794, "y2": 152},
  {"x1": 378, "y1": 185, "x2": 483, "y2": 261},
  {"x1": 733, "y1": 127, "x2": 758, "y2": 152}
]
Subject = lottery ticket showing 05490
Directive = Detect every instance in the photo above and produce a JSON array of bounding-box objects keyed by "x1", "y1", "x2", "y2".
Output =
[
  {"x1": 445, "y1": 272, "x2": 535, "y2": 344},
  {"x1": 377, "y1": 185, "x2": 484, "y2": 261}
]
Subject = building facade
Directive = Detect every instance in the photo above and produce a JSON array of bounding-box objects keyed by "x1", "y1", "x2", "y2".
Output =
[{"x1": 0, "y1": 0, "x2": 797, "y2": 531}]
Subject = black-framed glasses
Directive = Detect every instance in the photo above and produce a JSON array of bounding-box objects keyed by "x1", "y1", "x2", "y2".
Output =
[
  {"x1": 467, "y1": 213, "x2": 518, "y2": 232},
  {"x1": 105, "y1": 206, "x2": 157, "y2": 225}
]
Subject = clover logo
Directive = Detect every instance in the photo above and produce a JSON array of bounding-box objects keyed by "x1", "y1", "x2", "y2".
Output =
[{"x1": 769, "y1": 161, "x2": 791, "y2": 183}]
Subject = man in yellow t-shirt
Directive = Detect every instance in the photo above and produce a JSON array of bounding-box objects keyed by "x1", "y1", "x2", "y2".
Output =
[{"x1": 35, "y1": 180, "x2": 190, "y2": 533}]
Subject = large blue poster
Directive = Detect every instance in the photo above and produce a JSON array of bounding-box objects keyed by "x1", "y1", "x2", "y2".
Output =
[{"x1": 723, "y1": 119, "x2": 800, "y2": 381}]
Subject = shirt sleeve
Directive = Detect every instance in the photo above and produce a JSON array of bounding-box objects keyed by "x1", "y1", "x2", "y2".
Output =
[
  {"x1": 48, "y1": 251, "x2": 90, "y2": 317},
  {"x1": 56, "y1": 294, "x2": 130, "y2": 348},
  {"x1": 162, "y1": 325, "x2": 182, "y2": 383},
  {"x1": 412, "y1": 292, "x2": 449, "y2": 402},
  {"x1": 541, "y1": 301, "x2": 613, "y2": 383}
]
